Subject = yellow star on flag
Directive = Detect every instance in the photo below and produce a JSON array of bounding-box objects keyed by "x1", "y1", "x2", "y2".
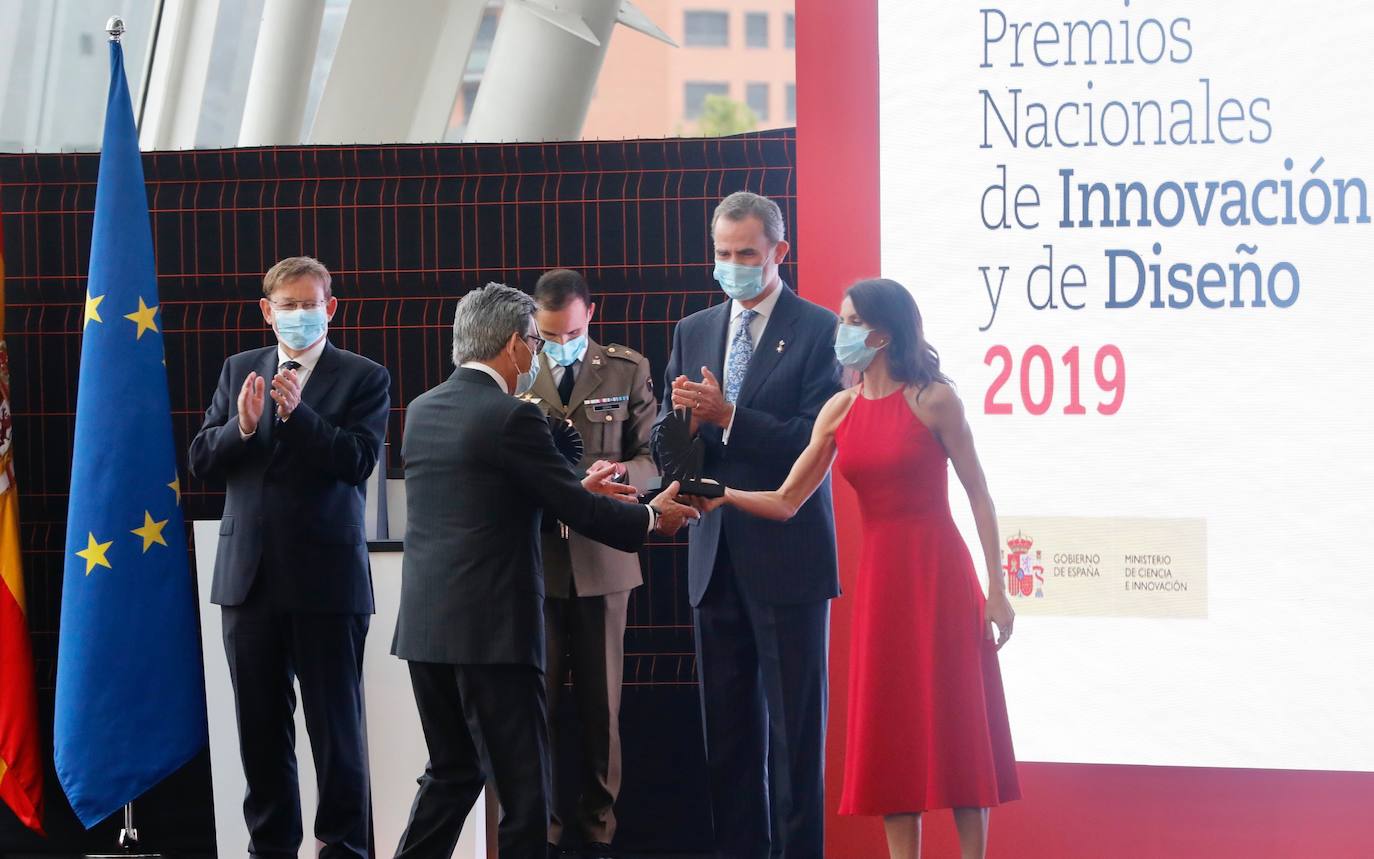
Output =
[
  {"x1": 124, "y1": 296, "x2": 160, "y2": 339},
  {"x1": 84, "y1": 291, "x2": 105, "y2": 328},
  {"x1": 76, "y1": 532, "x2": 114, "y2": 575},
  {"x1": 131, "y1": 511, "x2": 169, "y2": 552},
  {"x1": 168, "y1": 475, "x2": 181, "y2": 505}
]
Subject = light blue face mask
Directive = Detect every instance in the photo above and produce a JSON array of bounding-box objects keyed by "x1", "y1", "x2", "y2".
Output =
[
  {"x1": 514, "y1": 337, "x2": 540, "y2": 396},
  {"x1": 713, "y1": 260, "x2": 767, "y2": 302},
  {"x1": 543, "y1": 333, "x2": 588, "y2": 367},
  {"x1": 274, "y1": 308, "x2": 329, "y2": 351},
  {"x1": 834, "y1": 323, "x2": 883, "y2": 371}
]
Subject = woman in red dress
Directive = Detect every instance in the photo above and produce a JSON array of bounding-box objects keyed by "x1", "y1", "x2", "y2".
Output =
[{"x1": 696, "y1": 278, "x2": 1019, "y2": 858}]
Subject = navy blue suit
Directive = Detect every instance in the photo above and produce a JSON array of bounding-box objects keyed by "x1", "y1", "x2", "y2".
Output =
[
  {"x1": 190, "y1": 341, "x2": 390, "y2": 859},
  {"x1": 655, "y1": 285, "x2": 841, "y2": 858}
]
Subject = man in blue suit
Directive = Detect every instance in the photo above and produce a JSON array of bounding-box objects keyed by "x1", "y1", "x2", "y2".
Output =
[
  {"x1": 190, "y1": 256, "x2": 390, "y2": 859},
  {"x1": 657, "y1": 192, "x2": 842, "y2": 859}
]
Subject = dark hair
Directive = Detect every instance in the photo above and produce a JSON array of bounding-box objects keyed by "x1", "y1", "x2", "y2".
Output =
[
  {"x1": 533, "y1": 268, "x2": 591, "y2": 311},
  {"x1": 845, "y1": 278, "x2": 952, "y2": 392}
]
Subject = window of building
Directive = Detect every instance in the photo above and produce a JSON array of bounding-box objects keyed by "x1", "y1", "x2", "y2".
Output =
[
  {"x1": 685, "y1": 81, "x2": 729, "y2": 119},
  {"x1": 745, "y1": 12, "x2": 768, "y2": 48},
  {"x1": 684, "y1": 10, "x2": 729, "y2": 47},
  {"x1": 785, "y1": 83, "x2": 796, "y2": 122},
  {"x1": 784, "y1": 13, "x2": 795, "y2": 49},
  {"x1": 746, "y1": 82, "x2": 769, "y2": 121},
  {"x1": 469, "y1": 6, "x2": 501, "y2": 75}
]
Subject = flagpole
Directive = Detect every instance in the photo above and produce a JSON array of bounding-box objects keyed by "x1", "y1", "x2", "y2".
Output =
[{"x1": 86, "y1": 22, "x2": 166, "y2": 859}]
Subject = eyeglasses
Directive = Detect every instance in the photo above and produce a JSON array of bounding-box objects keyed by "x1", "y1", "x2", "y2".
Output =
[
  {"x1": 270, "y1": 300, "x2": 327, "y2": 312},
  {"x1": 521, "y1": 333, "x2": 546, "y2": 355}
]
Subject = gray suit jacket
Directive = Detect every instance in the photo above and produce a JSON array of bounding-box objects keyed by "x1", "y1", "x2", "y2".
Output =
[{"x1": 392, "y1": 368, "x2": 652, "y2": 668}]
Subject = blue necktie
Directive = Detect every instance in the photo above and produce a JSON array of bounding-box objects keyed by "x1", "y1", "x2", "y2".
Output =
[{"x1": 725, "y1": 309, "x2": 758, "y2": 404}]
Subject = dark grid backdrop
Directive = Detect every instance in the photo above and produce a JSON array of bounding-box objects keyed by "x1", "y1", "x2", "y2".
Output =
[{"x1": 0, "y1": 130, "x2": 798, "y2": 854}]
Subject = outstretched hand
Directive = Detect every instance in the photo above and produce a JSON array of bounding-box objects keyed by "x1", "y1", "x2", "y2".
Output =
[
  {"x1": 648, "y1": 480, "x2": 700, "y2": 535},
  {"x1": 583, "y1": 461, "x2": 638, "y2": 503}
]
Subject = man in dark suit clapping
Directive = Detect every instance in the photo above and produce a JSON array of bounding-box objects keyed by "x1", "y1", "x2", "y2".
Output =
[
  {"x1": 190, "y1": 256, "x2": 390, "y2": 859},
  {"x1": 658, "y1": 192, "x2": 843, "y2": 859},
  {"x1": 391, "y1": 283, "x2": 697, "y2": 859}
]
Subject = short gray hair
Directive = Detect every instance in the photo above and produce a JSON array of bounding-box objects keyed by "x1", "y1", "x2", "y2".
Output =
[
  {"x1": 451, "y1": 282, "x2": 536, "y2": 366},
  {"x1": 711, "y1": 191, "x2": 786, "y2": 245}
]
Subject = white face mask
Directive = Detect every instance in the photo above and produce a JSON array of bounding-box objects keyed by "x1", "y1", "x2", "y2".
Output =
[{"x1": 513, "y1": 336, "x2": 540, "y2": 396}]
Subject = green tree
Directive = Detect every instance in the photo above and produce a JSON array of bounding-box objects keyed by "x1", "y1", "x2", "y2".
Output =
[{"x1": 695, "y1": 94, "x2": 759, "y2": 137}]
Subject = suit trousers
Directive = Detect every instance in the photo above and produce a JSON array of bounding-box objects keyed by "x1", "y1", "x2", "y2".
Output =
[
  {"x1": 395, "y1": 661, "x2": 550, "y2": 859},
  {"x1": 545, "y1": 586, "x2": 631, "y2": 845},
  {"x1": 694, "y1": 539, "x2": 829, "y2": 859},
  {"x1": 221, "y1": 579, "x2": 371, "y2": 859}
]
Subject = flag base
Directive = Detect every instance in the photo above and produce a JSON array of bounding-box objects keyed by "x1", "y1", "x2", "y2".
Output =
[{"x1": 83, "y1": 804, "x2": 164, "y2": 858}]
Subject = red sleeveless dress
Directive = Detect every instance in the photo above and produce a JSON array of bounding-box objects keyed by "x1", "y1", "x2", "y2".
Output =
[{"x1": 834, "y1": 388, "x2": 1020, "y2": 814}]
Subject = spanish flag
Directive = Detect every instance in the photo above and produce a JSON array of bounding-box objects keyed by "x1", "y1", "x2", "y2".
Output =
[{"x1": 0, "y1": 214, "x2": 44, "y2": 834}]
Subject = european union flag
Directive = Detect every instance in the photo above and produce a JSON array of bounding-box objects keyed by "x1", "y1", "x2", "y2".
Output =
[{"x1": 54, "y1": 32, "x2": 207, "y2": 828}]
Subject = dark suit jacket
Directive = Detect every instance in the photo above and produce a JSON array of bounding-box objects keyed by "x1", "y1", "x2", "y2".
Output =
[
  {"x1": 391, "y1": 368, "x2": 651, "y2": 669},
  {"x1": 189, "y1": 342, "x2": 391, "y2": 614},
  {"x1": 657, "y1": 285, "x2": 842, "y2": 607}
]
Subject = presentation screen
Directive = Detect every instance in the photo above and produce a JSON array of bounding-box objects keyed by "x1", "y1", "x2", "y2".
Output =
[{"x1": 877, "y1": 1, "x2": 1372, "y2": 771}]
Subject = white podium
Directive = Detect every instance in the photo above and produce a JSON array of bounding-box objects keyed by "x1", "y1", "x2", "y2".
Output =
[{"x1": 193, "y1": 516, "x2": 493, "y2": 859}]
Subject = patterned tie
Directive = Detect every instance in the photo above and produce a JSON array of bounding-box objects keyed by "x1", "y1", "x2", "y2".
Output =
[
  {"x1": 280, "y1": 360, "x2": 301, "y2": 373},
  {"x1": 724, "y1": 309, "x2": 758, "y2": 404}
]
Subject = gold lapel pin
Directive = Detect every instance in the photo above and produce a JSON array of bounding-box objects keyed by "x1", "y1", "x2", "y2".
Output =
[{"x1": 591, "y1": 354, "x2": 603, "y2": 366}]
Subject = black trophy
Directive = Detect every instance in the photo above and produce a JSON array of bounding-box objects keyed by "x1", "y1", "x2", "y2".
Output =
[
  {"x1": 547, "y1": 415, "x2": 585, "y2": 467},
  {"x1": 644, "y1": 407, "x2": 724, "y2": 500}
]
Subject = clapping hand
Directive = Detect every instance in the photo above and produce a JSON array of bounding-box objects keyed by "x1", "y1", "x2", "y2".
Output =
[
  {"x1": 672, "y1": 367, "x2": 731, "y2": 432},
  {"x1": 270, "y1": 368, "x2": 302, "y2": 420},
  {"x1": 648, "y1": 481, "x2": 700, "y2": 535},
  {"x1": 237, "y1": 371, "x2": 267, "y2": 434}
]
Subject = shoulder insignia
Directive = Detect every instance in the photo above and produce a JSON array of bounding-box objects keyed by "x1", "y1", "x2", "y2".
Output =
[{"x1": 605, "y1": 344, "x2": 641, "y2": 362}]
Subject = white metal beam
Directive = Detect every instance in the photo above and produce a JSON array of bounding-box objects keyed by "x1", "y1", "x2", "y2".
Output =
[
  {"x1": 463, "y1": 0, "x2": 620, "y2": 142},
  {"x1": 310, "y1": 0, "x2": 486, "y2": 145},
  {"x1": 139, "y1": 0, "x2": 223, "y2": 150},
  {"x1": 238, "y1": 0, "x2": 327, "y2": 146}
]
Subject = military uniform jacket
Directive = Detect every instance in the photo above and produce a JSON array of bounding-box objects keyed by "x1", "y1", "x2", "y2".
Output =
[{"x1": 521, "y1": 339, "x2": 659, "y2": 598}]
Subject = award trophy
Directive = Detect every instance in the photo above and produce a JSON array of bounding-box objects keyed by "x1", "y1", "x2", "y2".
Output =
[{"x1": 644, "y1": 407, "x2": 724, "y2": 501}]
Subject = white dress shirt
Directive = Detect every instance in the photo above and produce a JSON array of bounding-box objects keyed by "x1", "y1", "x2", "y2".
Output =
[
  {"x1": 549, "y1": 357, "x2": 580, "y2": 391},
  {"x1": 721, "y1": 283, "x2": 783, "y2": 443},
  {"x1": 277, "y1": 336, "x2": 328, "y2": 389}
]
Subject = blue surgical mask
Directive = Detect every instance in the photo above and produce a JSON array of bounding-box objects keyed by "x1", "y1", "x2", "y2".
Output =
[
  {"x1": 514, "y1": 338, "x2": 540, "y2": 396},
  {"x1": 274, "y1": 308, "x2": 329, "y2": 351},
  {"x1": 543, "y1": 333, "x2": 588, "y2": 367},
  {"x1": 834, "y1": 323, "x2": 883, "y2": 371},
  {"x1": 714, "y1": 260, "x2": 767, "y2": 302}
]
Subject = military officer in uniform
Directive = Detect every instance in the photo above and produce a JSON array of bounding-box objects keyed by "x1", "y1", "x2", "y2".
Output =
[{"x1": 522, "y1": 269, "x2": 659, "y2": 859}]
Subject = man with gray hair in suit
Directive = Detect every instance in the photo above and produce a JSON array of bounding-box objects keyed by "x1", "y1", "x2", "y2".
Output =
[{"x1": 391, "y1": 283, "x2": 697, "y2": 859}]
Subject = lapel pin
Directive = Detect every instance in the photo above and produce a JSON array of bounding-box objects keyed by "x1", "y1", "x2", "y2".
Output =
[
  {"x1": 776, "y1": 339, "x2": 786, "y2": 354},
  {"x1": 591, "y1": 354, "x2": 603, "y2": 366}
]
